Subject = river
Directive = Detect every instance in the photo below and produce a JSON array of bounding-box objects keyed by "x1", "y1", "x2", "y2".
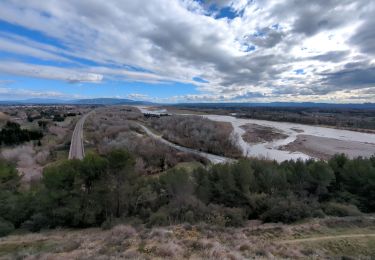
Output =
[{"x1": 137, "y1": 106, "x2": 375, "y2": 162}]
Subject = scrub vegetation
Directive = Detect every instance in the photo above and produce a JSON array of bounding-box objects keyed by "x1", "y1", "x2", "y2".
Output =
[
  {"x1": 147, "y1": 115, "x2": 242, "y2": 157},
  {"x1": 1, "y1": 152, "x2": 374, "y2": 235},
  {"x1": 0, "y1": 105, "x2": 374, "y2": 259}
]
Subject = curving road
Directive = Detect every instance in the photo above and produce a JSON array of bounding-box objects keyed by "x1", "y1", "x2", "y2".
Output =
[
  {"x1": 138, "y1": 123, "x2": 235, "y2": 164},
  {"x1": 68, "y1": 112, "x2": 91, "y2": 160}
]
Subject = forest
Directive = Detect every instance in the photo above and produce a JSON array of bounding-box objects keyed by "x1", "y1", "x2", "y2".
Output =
[{"x1": 1, "y1": 150, "x2": 374, "y2": 237}]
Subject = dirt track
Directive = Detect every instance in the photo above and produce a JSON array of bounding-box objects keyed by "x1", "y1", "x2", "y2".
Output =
[
  {"x1": 279, "y1": 233, "x2": 375, "y2": 244},
  {"x1": 138, "y1": 123, "x2": 234, "y2": 164}
]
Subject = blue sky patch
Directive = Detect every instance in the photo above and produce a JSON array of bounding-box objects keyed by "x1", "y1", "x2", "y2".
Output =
[
  {"x1": 243, "y1": 44, "x2": 256, "y2": 52},
  {"x1": 193, "y1": 77, "x2": 209, "y2": 83},
  {"x1": 294, "y1": 69, "x2": 305, "y2": 75},
  {"x1": 215, "y1": 7, "x2": 241, "y2": 19},
  {"x1": 0, "y1": 20, "x2": 67, "y2": 50}
]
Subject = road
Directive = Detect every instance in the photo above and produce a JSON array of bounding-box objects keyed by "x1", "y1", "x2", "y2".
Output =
[
  {"x1": 68, "y1": 112, "x2": 91, "y2": 160},
  {"x1": 137, "y1": 123, "x2": 235, "y2": 164}
]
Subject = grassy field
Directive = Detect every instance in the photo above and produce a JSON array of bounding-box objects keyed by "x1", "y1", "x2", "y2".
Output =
[{"x1": 1, "y1": 216, "x2": 375, "y2": 259}]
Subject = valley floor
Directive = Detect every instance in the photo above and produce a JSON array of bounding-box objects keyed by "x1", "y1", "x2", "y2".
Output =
[{"x1": 1, "y1": 216, "x2": 375, "y2": 259}]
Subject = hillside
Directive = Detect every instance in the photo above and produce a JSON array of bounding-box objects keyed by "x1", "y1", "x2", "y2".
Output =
[{"x1": 1, "y1": 216, "x2": 375, "y2": 259}]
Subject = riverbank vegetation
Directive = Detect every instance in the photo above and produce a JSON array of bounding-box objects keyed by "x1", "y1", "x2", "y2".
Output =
[
  {"x1": 171, "y1": 105, "x2": 375, "y2": 132},
  {"x1": 84, "y1": 107, "x2": 205, "y2": 174},
  {"x1": 146, "y1": 115, "x2": 242, "y2": 157},
  {"x1": 1, "y1": 150, "x2": 374, "y2": 237}
]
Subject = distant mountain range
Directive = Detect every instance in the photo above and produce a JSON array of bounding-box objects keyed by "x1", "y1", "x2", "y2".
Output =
[
  {"x1": 175, "y1": 102, "x2": 375, "y2": 109},
  {"x1": 0, "y1": 98, "x2": 154, "y2": 105},
  {"x1": 72, "y1": 98, "x2": 154, "y2": 105},
  {"x1": 0, "y1": 98, "x2": 374, "y2": 109}
]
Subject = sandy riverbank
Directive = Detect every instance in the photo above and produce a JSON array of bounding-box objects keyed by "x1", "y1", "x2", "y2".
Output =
[
  {"x1": 281, "y1": 134, "x2": 375, "y2": 160},
  {"x1": 240, "y1": 123, "x2": 288, "y2": 144}
]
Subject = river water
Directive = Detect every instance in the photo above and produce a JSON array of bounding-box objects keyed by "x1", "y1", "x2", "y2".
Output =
[
  {"x1": 202, "y1": 115, "x2": 375, "y2": 162},
  {"x1": 137, "y1": 106, "x2": 375, "y2": 162}
]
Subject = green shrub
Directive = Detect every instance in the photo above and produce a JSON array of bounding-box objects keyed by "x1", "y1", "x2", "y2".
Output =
[
  {"x1": 0, "y1": 219, "x2": 14, "y2": 237},
  {"x1": 21, "y1": 213, "x2": 49, "y2": 232},
  {"x1": 148, "y1": 211, "x2": 169, "y2": 226},
  {"x1": 223, "y1": 207, "x2": 245, "y2": 227},
  {"x1": 207, "y1": 205, "x2": 245, "y2": 227},
  {"x1": 101, "y1": 219, "x2": 113, "y2": 230},
  {"x1": 323, "y1": 202, "x2": 362, "y2": 217},
  {"x1": 260, "y1": 196, "x2": 313, "y2": 223},
  {"x1": 184, "y1": 210, "x2": 195, "y2": 223}
]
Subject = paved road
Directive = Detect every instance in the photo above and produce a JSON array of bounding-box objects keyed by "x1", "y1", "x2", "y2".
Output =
[
  {"x1": 68, "y1": 112, "x2": 91, "y2": 160},
  {"x1": 138, "y1": 124, "x2": 235, "y2": 164}
]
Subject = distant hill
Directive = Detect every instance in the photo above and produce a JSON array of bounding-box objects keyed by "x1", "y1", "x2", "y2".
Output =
[
  {"x1": 0, "y1": 98, "x2": 373, "y2": 109},
  {"x1": 0, "y1": 98, "x2": 153, "y2": 105},
  {"x1": 71, "y1": 98, "x2": 153, "y2": 105},
  {"x1": 175, "y1": 102, "x2": 375, "y2": 109},
  {"x1": 0, "y1": 98, "x2": 69, "y2": 105}
]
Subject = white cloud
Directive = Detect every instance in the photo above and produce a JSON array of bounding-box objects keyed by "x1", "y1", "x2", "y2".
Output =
[
  {"x1": 0, "y1": 61, "x2": 103, "y2": 83},
  {"x1": 0, "y1": 36, "x2": 71, "y2": 62},
  {"x1": 0, "y1": 0, "x2": 374, "y2": 102},
  {"x1": 126, "y1": 93, "x2": 150, "y2": 100},
  {"x1": 0, "y1": 87, "x2": 80, "y2": 99}
]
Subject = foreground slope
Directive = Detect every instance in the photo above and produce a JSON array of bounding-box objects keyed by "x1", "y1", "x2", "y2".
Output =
[{"x1": 1, "y1": 216, "x2": 375, "y2": 259}]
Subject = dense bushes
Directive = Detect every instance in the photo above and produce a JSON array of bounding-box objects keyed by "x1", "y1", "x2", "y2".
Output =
[
  {"x1": 322, "y1": 202, "x2": 362, "y2": 217},
  {"x1": 0, "y1": 219, "x2": 14, "y2": 237},
  {"x1": 147, "y1": 115, "x2": 241, "y2": 157},
  {"x1": 0, "y1": 152, "x2": 374, "y2": 236},
  {"x1": 0, "y1": 121, "x2": 43, "y2": 146}
]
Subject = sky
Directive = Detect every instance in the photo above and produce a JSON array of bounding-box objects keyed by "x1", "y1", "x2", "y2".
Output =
[{"x1": 0, "y1": 0, "x2": 374, "y2": 103}]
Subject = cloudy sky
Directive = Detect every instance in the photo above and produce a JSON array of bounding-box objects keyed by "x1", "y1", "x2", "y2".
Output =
[{"x1": 0, "y1": 0, "x2": 374, "y2": 103}]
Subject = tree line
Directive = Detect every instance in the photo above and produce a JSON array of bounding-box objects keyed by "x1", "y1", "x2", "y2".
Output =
[
  {"x1": 0, "y1": 150, "x2": 374, "y2": 236},
  {"x1": 174, "y1": 105, "x2": 375, "y2": 131},
  {"x1": 0, "y1": 121, "x2": 43, "y2": 146}
]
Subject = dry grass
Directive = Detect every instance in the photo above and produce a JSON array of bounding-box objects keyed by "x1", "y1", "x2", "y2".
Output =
[
  {"x1": 0, "y1": 106, "x2": 87, "y2": 184},
  {"x1": 0, "y1": 112, "x2": 9, "y2": 124},
  {"x1": 1, "y1": 216, "x2": 375, "y2": 259},
  {"x1": 1, "y1": 145, "x2": 44, "y2": 182}
]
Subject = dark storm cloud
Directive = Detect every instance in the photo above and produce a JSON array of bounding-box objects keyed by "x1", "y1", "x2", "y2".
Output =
[
  {"x1": 269, "y1": 0, "x2": 357, "y2": 36},
  {"x1": 349, "y1": 18, "x2": 375, "y2": 56},
  {"x1": 321, "y1": 67, "x2": 375, "y2": 88},
  {"x1": 293, "y1": 66, "x2": 375, "y2": 97},
  {"x1": 343, "y1": 60, "x2": 371, "y2": 70},
  {"x1": 217, "y1": 54, "x2": 292, "y2": 87},
  {"x1": 292, "y1": 8, "x2": 346, "y2": 36},
  {"x1": 310, "y1": 51, "x2": 349, "y2": 63},
  {"x1": 248, "y1": 27, "x2": 285, "y2": 48}
]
